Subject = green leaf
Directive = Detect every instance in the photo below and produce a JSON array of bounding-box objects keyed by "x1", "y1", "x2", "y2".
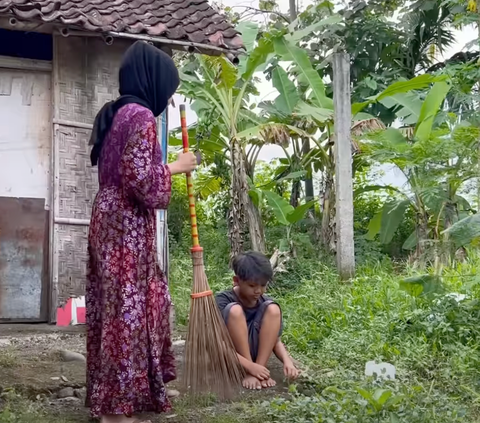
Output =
[
  {"x1": 399, "y1": 274, "x2": 443, "y2": 297},
  {"x1": 190, "y1": 99, "x2": 211, "y2": 115},
  {"x1": 242, "y1": 38, "x2": 274, "y2": 82},
  {"x1": 218, "y1": 56, "x2": 238, "y2": 90},
  {"x1": 442, "y1": 213, "x2": 480, "y2": 247},
  {"x1": 169, "y1": 135, "x2": 182, "y2": 147},
  {"x1": 353, "y1": 112, "x2": 376, "y2": 122},
  {"x1": 235, "y1": 21, "x2": 259, "y2": 53},
  {"x1": 287, "y1": 200, "x2": 316, "y2": 224},
  {"x1": 195, "y1": 174, "x2": 222, "y2": 199},
  {"x1": 380, "y1": 128, "x2": 409, "y2": 152},
  {"x1": 236, "y1": 123, "x2": 312, "y2": 141},
  {"x1": 272, "y1": 66, "x2": 300, "y2": 114},
  {"x1": 357, "y1": 388, "x2": 373, "y2": 401},
  {"x1": 352, "y1": 101, "x2": 370, "y2": 115},
  {"x1": 248, "y1": 189, "x2": 263, "y2": 208},
  {"x1": 380, "y1": 92, "x2": 422, "y2": 124},
  {"x1": 273, "y1": 37, "x2": 332, "y2": 108},
  {"x1": 199, "y1": 138, "x2": 227, "y2": 152},
  {"x1": 379, "y1": 200, "x2": 410, "y2": 244},
  {"x1": 365, "y1": 212, "x2": 382, "y2": 240},
  {"x1": 263, "y1": 190, "x2": 294, "y2": 226},
  {"x1": 375, "y1": 74, "x2": 444, "y2": 102},
  {"x1": 402, "y1": 231, "x2": 417, "y2": 250},
  {"x1": 390, "y1": 413, "x2": 401, "y2": 423},
  {"x1": 414, "y1": 81, "x2": 451, "y2": 141},
  {"x1": 287, "y1": 15, "x2": 343, "y2": 43},
  {"x1": 354, "y1": 184, "x2": 405, "y2": 198},
  {"x1": 295, "y1": 101, "x2": 333, "y2": 122},
  {"x1": 279, "y1": 238, "x2": 290, "y2": 252},
  {"x1": 373, "y1": 389, "x2": 392, "y2": 407},
  {"x1": 354, "y1": 75, "x2": 444, "y2": 115}
]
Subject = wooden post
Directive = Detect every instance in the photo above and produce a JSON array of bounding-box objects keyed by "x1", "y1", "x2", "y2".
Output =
[{"x1": 332, "y1": 52, "x2": 355, "y2": 279}]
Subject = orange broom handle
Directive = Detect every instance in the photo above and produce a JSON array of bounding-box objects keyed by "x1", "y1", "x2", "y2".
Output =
[{"x1": 180, "y1": 105, "x2": 202, "y2": 251}]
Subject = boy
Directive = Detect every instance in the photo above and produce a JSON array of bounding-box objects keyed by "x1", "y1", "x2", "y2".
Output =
[{"x1": 216, "y1": 251, "x2": 299, "y2": 390}]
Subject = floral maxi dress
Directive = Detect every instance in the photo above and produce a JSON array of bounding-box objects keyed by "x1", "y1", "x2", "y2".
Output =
[{"x1": 86, "y1": 103, "x2": 175, "y2": 418}]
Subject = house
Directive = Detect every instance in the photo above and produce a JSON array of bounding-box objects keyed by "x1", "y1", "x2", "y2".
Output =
[{"x1": 0, "y1": 0, "x2": 242, "y2": 324}]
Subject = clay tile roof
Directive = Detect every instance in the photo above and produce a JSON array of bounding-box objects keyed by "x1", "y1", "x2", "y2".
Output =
[{"x1": 0, "y1": 0, "x2": 243, "y2": 52}]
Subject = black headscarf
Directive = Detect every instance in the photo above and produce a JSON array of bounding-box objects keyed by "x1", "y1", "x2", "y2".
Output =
[{"x1": 89, "y1": 41, "x2": 180, "y2": 166}]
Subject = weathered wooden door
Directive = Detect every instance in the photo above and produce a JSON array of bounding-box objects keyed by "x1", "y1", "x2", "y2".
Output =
[{"x1": 0, "y1": 59, "x2": 52, "y2": 321}]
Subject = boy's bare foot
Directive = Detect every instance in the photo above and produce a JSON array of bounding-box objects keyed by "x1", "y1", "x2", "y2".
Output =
[
  {"x1": 261, "y1": 378, "x2": 276, "y2": 388},
  {"x1": 243, "y1": 375, "x2": 262, "y2": 390}
]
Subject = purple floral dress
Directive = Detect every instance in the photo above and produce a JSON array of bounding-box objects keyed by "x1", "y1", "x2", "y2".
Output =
[{"x1": 86, "y1": 103, "x2": 175, "y2": 418}]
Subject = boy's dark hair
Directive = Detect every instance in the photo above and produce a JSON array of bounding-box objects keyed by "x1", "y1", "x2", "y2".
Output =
[{"x1": 231, "y1": 251, "x2": 273, "y2": 286}]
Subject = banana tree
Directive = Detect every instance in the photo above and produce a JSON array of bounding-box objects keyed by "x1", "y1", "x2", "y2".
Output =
[
  {"x1": 177, "y1": 23, "x2": 314, "y2": 255},
  {"x1": 262, "y1": 34, "x2": 441, "y2": 250},
  {"x1": 360, "y1": 77, "x2": 478, "y2": 261}
]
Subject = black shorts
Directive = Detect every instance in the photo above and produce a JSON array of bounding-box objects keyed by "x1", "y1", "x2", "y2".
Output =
[{"x1": 221, "y1": 300, "x2": 282, "y2": 362}]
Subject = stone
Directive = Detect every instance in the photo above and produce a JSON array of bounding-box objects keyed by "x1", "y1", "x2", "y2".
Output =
[
  {"x1": 57, "y1": 387, "x2": 74, "y2": 399},
  {"x1": 167, "y1": 389, "x2": 180, "y2": 398},
  {"x1": 74, "y1": 387, "x2": 86, "y2": 401},
  {"x1": 59, "y1": 349, "x2": 86, "y2": 363}
]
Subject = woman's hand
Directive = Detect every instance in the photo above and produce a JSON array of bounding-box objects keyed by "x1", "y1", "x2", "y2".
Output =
[{"x1": 168, "y1": 152, "x2": 198, "y2": 175}]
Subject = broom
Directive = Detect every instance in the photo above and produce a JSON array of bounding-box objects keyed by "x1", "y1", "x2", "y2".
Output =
[{"x1": 180, "y1": 105, "x2": 245, "y2": 398}]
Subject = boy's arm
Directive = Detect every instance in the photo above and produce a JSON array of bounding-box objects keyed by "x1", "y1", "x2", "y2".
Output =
[
  {"x1": 273, "y1": 339, "x2": 291, "y2": 364},
  {"x1": 274, "y1": 339, "x2": 300, "y2": 379},
  {"x1": 236, "y1": 353, "x2": 270, "y2": 381}
]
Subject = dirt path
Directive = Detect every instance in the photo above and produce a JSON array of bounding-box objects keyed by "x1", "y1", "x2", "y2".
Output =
[{"x1": 0, "y1": 325, "x2": 287, "y2": 422}]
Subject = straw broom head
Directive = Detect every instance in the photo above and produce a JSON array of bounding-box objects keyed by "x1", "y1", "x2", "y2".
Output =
[{"x1": 180, "y1": 105, "x2": 245, "y2": 398}]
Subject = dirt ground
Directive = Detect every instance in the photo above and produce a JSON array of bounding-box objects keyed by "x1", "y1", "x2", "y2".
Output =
[{"x1": 0, "y1": 324, "x2": 289, "y2": 422}]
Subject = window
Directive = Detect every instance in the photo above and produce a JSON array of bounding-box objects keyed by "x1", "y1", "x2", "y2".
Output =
[{"x1": 0, "y1": 28, "x2": 52, "y2": 61}]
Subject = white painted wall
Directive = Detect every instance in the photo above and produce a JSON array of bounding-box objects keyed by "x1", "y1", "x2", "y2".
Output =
[{"x1": 0, "y1": 69, "x2": 51, "y2": 206}]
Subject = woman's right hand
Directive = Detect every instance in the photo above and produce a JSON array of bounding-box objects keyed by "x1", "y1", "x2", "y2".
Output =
[{"x1": 168, "y1": 152, "x2": 198, "y2": 175}]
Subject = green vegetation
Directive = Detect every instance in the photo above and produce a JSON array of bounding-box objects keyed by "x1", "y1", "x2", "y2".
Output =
[{"x1": 166, "y1": 0, "x2": 480, "y2": 421}]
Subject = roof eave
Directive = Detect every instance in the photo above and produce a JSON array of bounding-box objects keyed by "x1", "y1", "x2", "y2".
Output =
[{"x1": 106, "y1": 31, "x2": 245, "y2": 60}]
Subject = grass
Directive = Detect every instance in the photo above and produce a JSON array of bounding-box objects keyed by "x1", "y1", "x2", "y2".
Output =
[
  {"x1": 170, "y1": 248, "x2": 480, "y2": 422},
  {"x1": 0, "y1": 350, "x2": 16, "y2": 369},
  {"x1": 0, "y1": 390, "x2": 79, "y2": 423},
  {"x1": 3, "y1": 241, "x2": 480, "y2": 422}
]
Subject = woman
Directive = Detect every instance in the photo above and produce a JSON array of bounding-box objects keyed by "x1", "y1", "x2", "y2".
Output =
[{"x1": 86, "y1": 41, "x2": 197, "y2": 423}]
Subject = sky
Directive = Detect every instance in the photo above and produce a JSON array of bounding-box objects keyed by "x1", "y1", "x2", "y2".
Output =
[{"x1": 168, "y1": 0, "x2": 478, "y2": 188}]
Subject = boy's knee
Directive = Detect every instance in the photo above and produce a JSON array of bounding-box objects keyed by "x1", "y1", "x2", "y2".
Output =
[
  {"x1": 228, "y1": 303, "x2": 244, "y2": 320},
  {"x1": 265, "y1": 303, "x2": 281, "y2": 318}
]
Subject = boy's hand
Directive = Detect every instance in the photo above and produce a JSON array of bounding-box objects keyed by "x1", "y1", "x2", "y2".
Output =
[
  {"x1": 283, "y1": 359, "x2": 300, "y2": 380},
  {"x1": 247, "y1": 362, "x2": 270, "y2": 381}
]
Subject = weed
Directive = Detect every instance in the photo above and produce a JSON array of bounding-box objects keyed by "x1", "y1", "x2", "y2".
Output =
[{"x1": 0, "y1": 350, "x2": 16, "y2": 369}]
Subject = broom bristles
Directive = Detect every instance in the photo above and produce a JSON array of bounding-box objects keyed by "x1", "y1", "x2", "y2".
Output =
[{"x1": 183, "y1": 249, "x2": 245, "y2": 398}]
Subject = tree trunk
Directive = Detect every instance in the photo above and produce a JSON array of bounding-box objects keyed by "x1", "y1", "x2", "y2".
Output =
[
  {"x1": 229, "y1": 138, "x2": 266, "y2": 256},
  {"x1": 229, "y1": 138, "x2": 247, "y2": 256},
  {"x1": 246, "y1": 197, "x2": 266, "y2": 253},
  {"x1": 414, "y1": 208, "x2": 429, "y2": 267},
  {"x1": 289, "y1": 0, "x2": 297, "y2": 21},
  {"x1": 302, "y1": 138, "x2": 315, "y2": 204},
  {"x1": 290, "y1": 180, "x2": 301, "y2": 207}
]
